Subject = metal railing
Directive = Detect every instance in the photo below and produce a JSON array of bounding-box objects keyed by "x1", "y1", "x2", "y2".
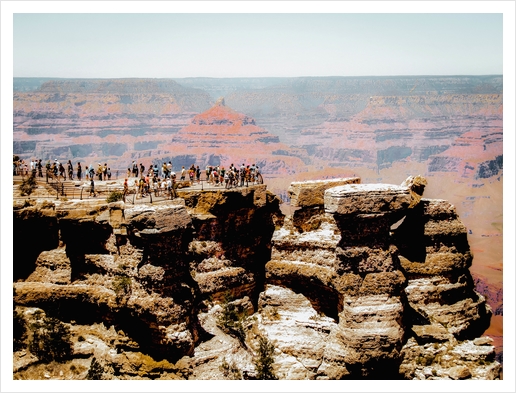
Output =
[{"x1": 14, "y1": 173, "x2": 264, "y2": 204}]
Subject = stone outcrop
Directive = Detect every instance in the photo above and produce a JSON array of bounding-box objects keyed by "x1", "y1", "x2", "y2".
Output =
[
  {"x1": 13, "y1": 185, "x2": 282, "y2": 370},
  {"x1": 12, "y1": 177, "x2": 500, "y2": 380},
  {"x1": 288, "y1": 177, "x2": 361, "y2": 208},
  {"x1": 263, "y1": 176, "x2": 500, "y2": 379}
]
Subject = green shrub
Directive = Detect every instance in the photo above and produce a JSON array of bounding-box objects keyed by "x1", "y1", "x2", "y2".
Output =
[
  {"x1": 112, "y1": 275, "x2": 132, "y2": 300},
  {"x1": 254, "y1": 336, "x2": 277, "y2": 380},
  {"x1": 29, "y1": 316, "x2": 72, "y2": 362},
  {"x1": 86, "y1": 357, "x2": 104, "y2": 380},
  {"x1": 216, "y1": 292, "x2": 247, "y2": 344},
  {"x1": 19, "y1": 174, "x2": 37, "y2": 196},
  {"x1": 219, "y1": 357, "x2": 242, "y2": 380},
  {"x1": 106, "y1": 190, "x2": 124, "y2": 203}
]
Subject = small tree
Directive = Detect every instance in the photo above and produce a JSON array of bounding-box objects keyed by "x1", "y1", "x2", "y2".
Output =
[
  {"x1": 254, "y1": 336, "x2": 277, "y2": 380},
  {"x1": 19, "y1": 173, "x2": 37, "y2": 196},
  {"x1": 86, "y1": 357, "x2": 105, "y2": 380},
  {"x1": 112, "y1": 275, "x2": 132, "y2": 302},
  {"x1": 216, "y1": 291, "x2": 247, "y2": 344},
  {"x1": 29, "y1": 316, "x2": 72, "y2": 362},
  {"x1": 106, "y1": 190, "x2": 124, "y2": 203},
  {"x1": 219, "y1": 357, "x2": 242, "y2": 380}
]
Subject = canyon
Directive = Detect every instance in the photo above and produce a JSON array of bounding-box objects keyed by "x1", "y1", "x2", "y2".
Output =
[{"x1": 12, "y1": 75, "x2": 504, "y2": 369}]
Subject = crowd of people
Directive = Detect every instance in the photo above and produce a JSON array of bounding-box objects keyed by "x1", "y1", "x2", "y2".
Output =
[
  {"x1": 123, "y1": 161, "x2": 263, "y2": 199},
  {"x1": 13, "y1": 158, "x2": 112, "y2": 182},
  {"x1": 14, "y1": 157, "x2": 263, "y2": 198}
]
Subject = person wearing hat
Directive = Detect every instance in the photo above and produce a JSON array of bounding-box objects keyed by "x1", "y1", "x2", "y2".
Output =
[{"x1": 97, "y1": 163, "x2": 103, "y2": 181}]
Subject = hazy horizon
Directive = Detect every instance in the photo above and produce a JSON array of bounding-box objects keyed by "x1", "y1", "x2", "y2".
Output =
[
  {"x1": 12, "y1": 12, "x2": 504, "y2": 79},
  {"x1": 12, "y1": 74, "x2": 505, "y2": 79}
]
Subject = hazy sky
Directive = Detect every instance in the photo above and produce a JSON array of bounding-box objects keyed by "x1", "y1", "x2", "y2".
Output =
[{"x1": 10, "y1": 9, "x2": 504, "y2": 78}]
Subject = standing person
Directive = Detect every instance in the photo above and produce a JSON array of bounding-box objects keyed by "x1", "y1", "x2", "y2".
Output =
[
  {"x1": 162, "y1": 162, "x2": 168, "y2": 178},
  {"x1": 167, "y1": 161, "x2": 173, "y2": 176},
  {"x1": 132, "y1": 161, "x2": 138, "y2": 178},
  {"x1": 166, "y1": 176, "x2": 172, "y2": 194},
  {"x1": 240, "y1": 164, "x2": 246, "y2": 187},
  {"x1": 144, "y1": 174, "x2": 150, "y2": 195},
  {"x1": 140, "y1": 163, "x2": 145, "y2": 178},
  {"x1": 127, "y1": 167, "x2": 131, "y2": 178},
  {"x1": 250, "y1": 163, "x2": 256, "y2": 183},
  {"x1": 37, "y1": 159, "x2": 43, "y2": 178},
  {"x1": 205, "y1": 165, "x2": 210, "y2": 182},
  {"x1": 212, "y1": 167, "x2": 219, "y2": 186},
  {"x1": 123, "y1": 178, "x2": 129, "y2": 201},
  {"x1": 30, "y1": 159, "x2": 36, "y2": 177},
  {"x1": 196, "y1": 165, "x2": 201, "y2": 183},
  {"x1": 67, "y1": 160, "x2": 74, "y2": 180},
  {"x1": 180, "y1": 166, "x2": 186, "y2": 181},
  {"x1": 89, "y1": 178, "x2": 96, "y2": 197},
  {"x1": 171, "y1": 173, "x2": 177, "y2": 199},
  {"x1": 138, "y1": 177, "x2": 145, "y2": 198},
  {"x1": 88, "y1": 164, "x2": 95, "y2": 180},
  {"x1": 224, "y1": 170, "x2": 230, "y2": 189},
  {"x1": 97, "y1": 163, "x2": 103, "y2": 181},
  {"x1": 107, "y1": 167, "x2": 112, "y2": 180},
  {"x1": 59, "y1": 162, "x2": 66, "y2": 180},
  {"x1": 189, "y1": 167, "x2": 195, "y2": 183},
  {"x1": 77, "y1": 162, "x2": 82, "y2": 181}
]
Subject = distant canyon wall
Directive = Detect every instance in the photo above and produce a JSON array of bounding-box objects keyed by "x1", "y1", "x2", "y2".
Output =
[{"x1": 13, "y1": 76, "x2": 502, "y2": 182}]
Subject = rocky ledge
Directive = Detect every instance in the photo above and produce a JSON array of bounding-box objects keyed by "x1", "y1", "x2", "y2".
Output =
[{"x1": 12, "y1": 178, "x2": 500, "y2": 380}]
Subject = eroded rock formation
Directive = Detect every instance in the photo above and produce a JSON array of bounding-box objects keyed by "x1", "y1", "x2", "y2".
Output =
[{"x1": 12, "y1": 178, "x2": 500, "y2": 380}]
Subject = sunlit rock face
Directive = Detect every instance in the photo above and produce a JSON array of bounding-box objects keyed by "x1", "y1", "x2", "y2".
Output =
[
  {"x1": 13, "y1": 185, "x2": 283, "y2": 367},
  {"x1": 264, "y1": 176, "x2": 499, "y2": 379},
  {"x1": 12, "y1": 177, "x2": 500, "y2": 380}
]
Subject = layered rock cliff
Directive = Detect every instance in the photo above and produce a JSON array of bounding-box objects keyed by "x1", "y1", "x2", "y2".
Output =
[{"x1": 12, "y1": 178, "x2": 500, "y2": 380}]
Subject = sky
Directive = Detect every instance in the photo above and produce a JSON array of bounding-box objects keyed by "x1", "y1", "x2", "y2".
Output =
[
  {"x1": 1, "y1": 1, "x2": 516, "y2": 392},
  {"x1": 11, "y1": 12, "x2": 504, "y2": 78}
]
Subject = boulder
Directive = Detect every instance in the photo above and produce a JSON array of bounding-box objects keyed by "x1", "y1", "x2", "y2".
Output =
[
  {"x1": 324, "y1": 183, "x2": 411, "y2": 215},
  {"x1": 289, "y1": 177, "x2": 360, "y2": 208}
]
